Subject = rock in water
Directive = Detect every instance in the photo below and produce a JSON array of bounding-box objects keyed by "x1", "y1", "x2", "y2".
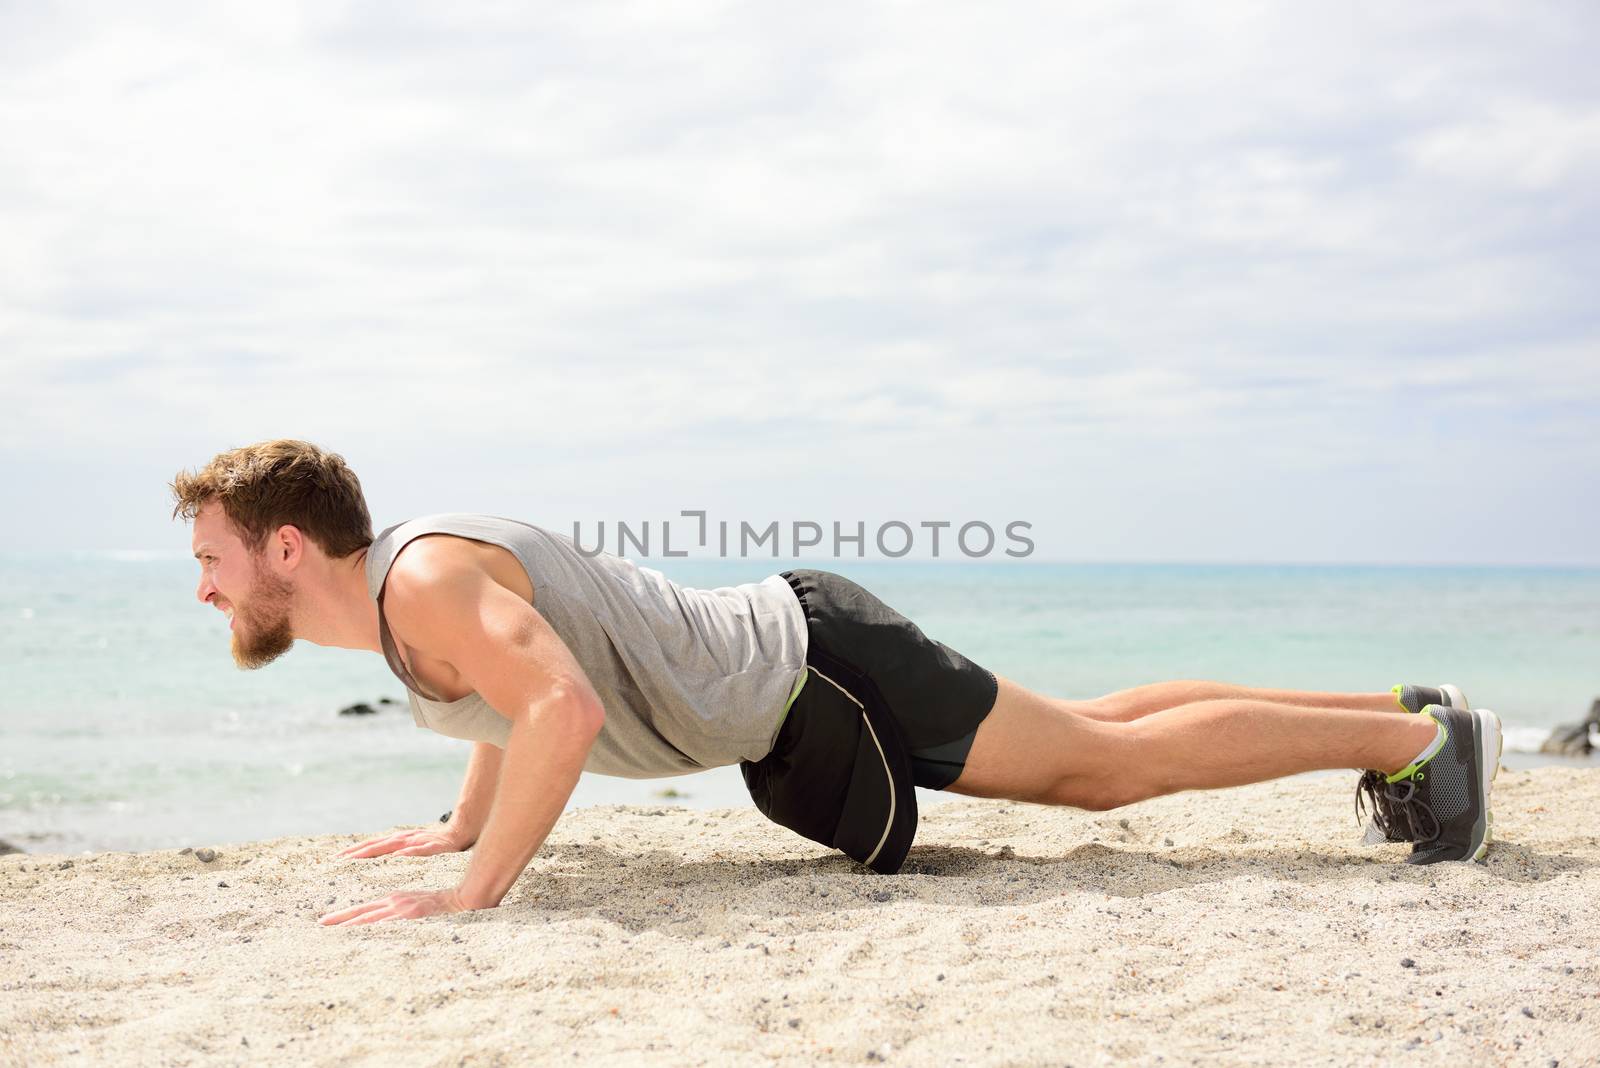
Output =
[
  {"x1": 1540, "y1": 724, "x2": 1593, "y2": 756},
  {"x1": 0, "y1": 839, "x2": 23, "y2": 856},
  {"x1": 1539, "y1": 698, "x2": 1600, "y2": 757},
  {"x1": 338, "y1": 702, "x2": 378, "y2": 717},
  {"x1": 377, "y1": 696, "x2": 398, "y2": 706}
]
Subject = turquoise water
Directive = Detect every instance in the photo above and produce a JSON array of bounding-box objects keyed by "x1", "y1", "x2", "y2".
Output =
[{"x1": 2, "y1": 554, "x2": 1596, "y2": 854}]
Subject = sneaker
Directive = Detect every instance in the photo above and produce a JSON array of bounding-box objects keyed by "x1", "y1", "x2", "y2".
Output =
[
  {"x1": 1356, "y1": 684, "x2": 1470, "y2": 842},
  {"x1": 1391, "y1": 683, "x2": 1468, "y2": 714},
  {"x1": 1355, "y1": 771, "x2": 1411, "y2": 845},
  {"x1": 1355, "y1": 705, "x2": 1502, "y2": 864}
]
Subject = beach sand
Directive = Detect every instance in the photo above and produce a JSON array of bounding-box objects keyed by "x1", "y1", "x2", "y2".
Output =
[{"x1": 4, "y1": 767, "x2": 1597, "y2": 1067}]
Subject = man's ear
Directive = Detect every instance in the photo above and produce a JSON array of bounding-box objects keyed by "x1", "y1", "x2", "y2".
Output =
[{"x1": 272, "y1": 524, "x2": 306, "y2": 568}]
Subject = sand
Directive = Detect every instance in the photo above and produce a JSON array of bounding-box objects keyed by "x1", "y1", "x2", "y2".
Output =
[{"x1": 4, "y1": 767, "x2": 1598, "y2": 1067}]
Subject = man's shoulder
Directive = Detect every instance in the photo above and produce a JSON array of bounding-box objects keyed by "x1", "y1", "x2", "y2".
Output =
[
  {"x1": 382, "y1": 513, "x2": 560, "y2": 546},
  {"x1": 387, "y1": 529, "x2": 509, "y2": 591},
  {"x1": 383, "y1": 516, "x2": 549, "y2": 613}
]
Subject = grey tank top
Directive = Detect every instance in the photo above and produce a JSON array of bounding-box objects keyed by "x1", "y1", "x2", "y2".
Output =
[{"x1": 365, "y1": 514, "x2": 809, "y2": 778}]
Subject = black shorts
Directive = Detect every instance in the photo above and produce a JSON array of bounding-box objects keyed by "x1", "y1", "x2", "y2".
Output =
[
  {"x1": 738, "y1": 568, "x2": 1000, "y2": 873},
  {"x1": 783, "y1": 568, "x2": 998, "y2": 787}
]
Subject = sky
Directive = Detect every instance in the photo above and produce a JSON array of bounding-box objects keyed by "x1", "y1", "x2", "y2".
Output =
[{"x1": 2, "y1": 1, "x2": 1596, "y2": 564}]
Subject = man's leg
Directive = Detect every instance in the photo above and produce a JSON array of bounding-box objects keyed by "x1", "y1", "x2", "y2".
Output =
[
  {"x1": 947, "y1": 674, "x2": 1440, "y2": 811},
  {"x1": 1070, "y1": 681, "x2": 1403, "y2": 723}
]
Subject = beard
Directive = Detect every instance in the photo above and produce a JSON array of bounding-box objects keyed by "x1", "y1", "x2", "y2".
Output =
[{"x1": 230, "y1": 561, "x2": 296, "y2": 670}]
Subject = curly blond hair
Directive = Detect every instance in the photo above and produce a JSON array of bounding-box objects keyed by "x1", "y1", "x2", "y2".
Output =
[{"x1": 170, "y1": 439, "x2": 374, "y2": 558}]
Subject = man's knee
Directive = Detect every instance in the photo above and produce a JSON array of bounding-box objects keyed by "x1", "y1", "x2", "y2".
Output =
[
  {"x1": 1044, "y1": 770, "x2": 1152, "y2": 811},
  {"x1": 1079, "y1": 692, "x2": 1143, "y2": 723}
]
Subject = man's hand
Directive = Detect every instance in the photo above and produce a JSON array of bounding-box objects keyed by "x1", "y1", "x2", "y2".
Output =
[
  {"x1": 336, "y1": 825, "x2": 471, "y2": 860},
  {"x1": 318, "y1": 887, "x2": 473, "y2": 927}
]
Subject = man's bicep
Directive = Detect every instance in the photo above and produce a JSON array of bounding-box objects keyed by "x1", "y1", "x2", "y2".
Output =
[{"x1": 394, "y1": 566, "x2": 605, "y2": 726}]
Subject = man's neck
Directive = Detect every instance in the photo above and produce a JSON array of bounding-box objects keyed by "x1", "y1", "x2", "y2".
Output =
[{"x1": 292, "y1": 547, "x2": 382, "y2": 653}]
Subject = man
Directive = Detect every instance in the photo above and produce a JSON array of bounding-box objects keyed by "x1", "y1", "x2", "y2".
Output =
[{"x1": 172, "y1": 440, "x2": 1501, "y2": 927}]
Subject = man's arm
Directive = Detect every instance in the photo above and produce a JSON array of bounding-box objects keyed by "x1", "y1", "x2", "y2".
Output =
[
  {"x1": 408, "y1": 547, "x2": 605, "y2": 909},
  {"x1": 348, "y1": 541, "x2": 603, "y2": 915},
  {"x1": 457, "y1": 681, "x2": 600, "y2": 907},
  {"x1": 445, "y1": 741, "x2": 504, "y2": 848}
]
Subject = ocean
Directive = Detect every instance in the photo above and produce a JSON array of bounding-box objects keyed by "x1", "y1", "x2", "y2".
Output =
[{"x1": 2, "y1": 554, "x2": 1596, "y2": 854}]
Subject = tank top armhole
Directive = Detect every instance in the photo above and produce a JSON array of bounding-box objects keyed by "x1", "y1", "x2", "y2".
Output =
[
  {"x1": 373, "y1": 520, "x2": 547, "y2": 705},
  {"x1": 375, "y1": 568, "x2": 449, "y2": 704}
]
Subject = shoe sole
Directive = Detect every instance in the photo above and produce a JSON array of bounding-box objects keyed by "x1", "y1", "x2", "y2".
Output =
[
  {"x1": 1440, "y1": 683, "x2": 1468, "y2": 710},
  {"x1": 1470, "y1": 707, "x2": 1503, "y2": 862}
]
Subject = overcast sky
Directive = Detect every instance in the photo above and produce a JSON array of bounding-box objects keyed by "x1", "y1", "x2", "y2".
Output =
[{"x1": 2, "y1": 2, "x2": 1596, "y2": 564}]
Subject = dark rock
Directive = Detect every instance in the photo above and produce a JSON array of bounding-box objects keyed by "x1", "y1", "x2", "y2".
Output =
[
  {"x1": 1540, "y1": 699, "x2": 1600, "y2": 757},
  {"x1": 1521, "y1": 1006, "x2": 1535, "y2": 1018},
  {"x1": 179, "y1": 847, "x2": 193, "y2": 856},
  {"x1": 218, "y1": 880, "x2": 230, "y2": 888},
  {"x1": 338, "y1": 702, "x2": 379, "y2": 717},
  {"x1": 439, "y1": 810, "x2": 453, "y2": 824},
  {"x1": 195, "y1": 847, "x2": 218, "y2": 863},
  {"x1": 0, "y1": 839, "x2": 23, "y2": 856},
  {"x1": 1401, "y1": 958, "x2": 1416, "y2": 968},
  {"x1": 377, "y1": 697, "x2": 398, "y2": 706},
  {"x1": 58, "y1": 859, "x2": 74, "y2": 870}
]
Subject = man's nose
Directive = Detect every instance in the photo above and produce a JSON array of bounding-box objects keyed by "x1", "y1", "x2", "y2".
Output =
[{"x1": 196, "y1": 574, "x2": 216, "y2": 605}]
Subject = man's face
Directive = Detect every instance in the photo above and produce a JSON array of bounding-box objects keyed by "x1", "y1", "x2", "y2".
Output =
[{"x1": 191, "y1": 501, "x2": 295, "y2": 669}]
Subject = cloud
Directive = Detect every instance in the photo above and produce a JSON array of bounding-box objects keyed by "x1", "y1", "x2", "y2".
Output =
[{"x1": 0, "y1": 0, "x2": 1596, "y2": 560}]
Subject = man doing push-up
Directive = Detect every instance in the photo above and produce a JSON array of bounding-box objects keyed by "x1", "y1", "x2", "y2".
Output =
[{"x1": 171, "y1": 440, "x2": 1500, "y2": 927}]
